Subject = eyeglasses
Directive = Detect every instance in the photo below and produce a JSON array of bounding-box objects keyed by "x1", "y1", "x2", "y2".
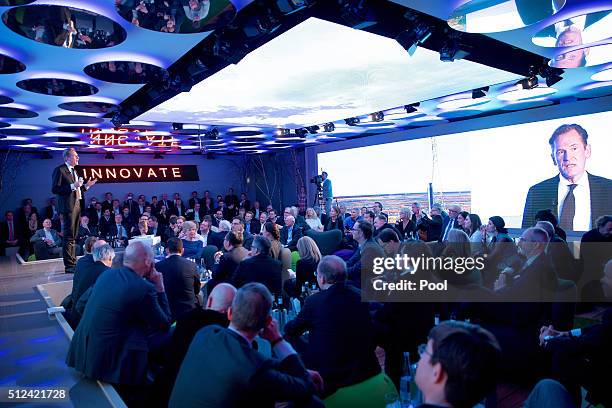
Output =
[{"x1": 418, "y1": 343, "x2": 432, "y2": 357}]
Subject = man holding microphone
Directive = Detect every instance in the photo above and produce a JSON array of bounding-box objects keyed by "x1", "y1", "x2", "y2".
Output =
[{"x1": 52, "y1": 148, "x2": 97, "y2": 273}]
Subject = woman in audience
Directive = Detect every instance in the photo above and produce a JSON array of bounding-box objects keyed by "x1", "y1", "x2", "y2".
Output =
[
  {"x1": 457, "y1": 211, "x2": 469, "y2": 233},
  {"x1": 324, "y1": 206, "x2": 344, "y2": 232},
  {"x1": 210, "y1": 230, "x2": 248, "y2": 290},
  {"x1": 440, "y1": 229, "x2": 483, "y2": 286},
  {"x1": 263, "y1": 221, "x2": 282, "y2": 260},
  {"x1": 305, "y1": 207, "x2": 324, "y2": 231},
  {"x1": 295, "y1": 236, "x2": 322, "y2": 290},
  {"x1": 395, "y1": 207, "x2": 415, "y2": 240},
  {"x1": 464, "y1": 213, "x2": 487, "y2": 255},
  {"x1": 483, "y1": 215, "x2": 518, "y2": 287},
  {"x1": 136, "y1": 221, "x2": 149, "y2": 236},
  {"x1": 180, "y1": 221, "x2": 204, "y2": 259}
]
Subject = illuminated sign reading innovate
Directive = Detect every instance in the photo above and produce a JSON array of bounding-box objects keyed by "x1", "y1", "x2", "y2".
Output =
[{"x1": 76, "y1": 165, "x2": 199, "y2": 183}]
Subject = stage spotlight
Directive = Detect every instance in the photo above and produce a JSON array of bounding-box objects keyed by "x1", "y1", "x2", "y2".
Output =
[
  {"x1": 104, "y1": 152, "x2": 115, "y2": 160},
  {"x1": 516, "y1": 76, "x2": 538, "y2": 90},
  {"x1": 295, "y1": 128, "x2": 308, "y2": 138},
  {"x1": 306, "y1": 125, "x2": 319, "y2": 134},
  {"x1": 472, "y1": 86, "x2": 489, "y2": 99},
  {"x1": 172, "y1": 123, "x2": 183, "y2": 131},
  {"x1": 276, "y1": 128, "x2": 290, "y2": 136},
  {"x1": 404, "y1": 103, "x2": 420, "y2": 113},
  {"x1": 395, "y1": 21, "x2": 431, "y2": 56},
  {"x1": 153, "y1": 152, "x2": 163, "y2": 159},
  {"x1": 370, "y1": 111, "x2": 384, "y2": 122},
  {"x1": 539, "y1": 65, "x2": 564, "y2": 87},
  {"x1": 344, "y1": 117, "x2": 360, "y2": 126},
  {"x1": 322, "y1": 122, "x2": 335, "y2": 132}
]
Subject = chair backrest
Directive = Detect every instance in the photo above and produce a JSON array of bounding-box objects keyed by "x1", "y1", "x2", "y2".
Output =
[
  {"x1": 280, "y1": 247, "x2": 292, "y2": 282},
  {"x1": 201, "y1": 245, "x2": 218, "y2": 270},
  {"x1": 305, "y1": 229, "x2": 343, "y2": 256},
  {"x1": 551, "y1": 278, "x2": 577, "y2": 331}
]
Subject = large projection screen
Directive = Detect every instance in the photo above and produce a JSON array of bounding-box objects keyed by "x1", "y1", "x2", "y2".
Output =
[{"x1": 317, "y1": 111, "x2": 612, "y2": 231}]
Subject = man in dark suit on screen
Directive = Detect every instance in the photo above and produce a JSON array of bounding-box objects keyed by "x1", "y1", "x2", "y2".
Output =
[
  {"x1": 522, "y1": 124, "x2": 612, "y2": 231},
  {"x1": 51, "y1": 148, "x2": 97, "y2": 273}
]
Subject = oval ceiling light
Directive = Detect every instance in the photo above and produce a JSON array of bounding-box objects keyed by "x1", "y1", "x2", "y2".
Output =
[
  {"x1": 436, "y1": 97, "x2": 491, "y2": 110},
  {"x1": 549, "y1": 43, "x2": 612, "y2": 68},
  {"x1": 448, "y1": 0, "x2": 566, "y2": 34},
  {"x1": 16, "y1": 78, "x2": 98, "y2": 96},
  {"x1": 2, "y1": 4, "x2": 126, "y2": 49},
  {"x1": 497, "y1": 85, "x2": 558, "y2": 101},
  {"x1": 532, "y1": 10, "x2": 612, "y2": 48},
  {"x1": 84, "y1": 61, "x2": 167, "y2": 84},
  {"x1": 0, "y1": 53, "x2": 26, "y2": 74},
  {"x1": 591, "y1": 67, "x2": 612, "y2": 82}
]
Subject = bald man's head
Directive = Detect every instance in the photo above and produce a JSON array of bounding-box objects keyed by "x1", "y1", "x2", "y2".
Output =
[
  {"x1": 206, "y1": 283, "x2": 237, "y2": 313},
  {"x1": 123, "y1": 241, "x2": 154, "y2": 277}
]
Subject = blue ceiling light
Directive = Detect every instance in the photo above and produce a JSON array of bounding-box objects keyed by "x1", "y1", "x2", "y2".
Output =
[
  {"x1": 370, "y1": 111, "x2": 384, "y2": 122},
  {"x1": 322, "y1": 122, "x2": 335, "y2": 132}
]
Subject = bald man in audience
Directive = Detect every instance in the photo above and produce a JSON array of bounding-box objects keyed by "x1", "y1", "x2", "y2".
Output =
[
  {"x1": 152, "y1": 283, "x2": 237, "y2": 406},
  {"x1": 66, "y1": 241, "x2": 172, "y2": 398}
]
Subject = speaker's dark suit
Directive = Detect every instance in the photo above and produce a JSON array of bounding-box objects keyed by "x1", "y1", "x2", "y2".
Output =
[
  {"x1": 155, "y1": 254, "x2": 200, "y2": 321},
  {"x1": 169, "y1": 325, "x2": 317, "y2": 408},
  {"x1": 522, "y1": 173, "x2": 612, "y2": 229},
  {"x1": 52, "y1": 163, "x2": 87, "y2": 271},
  {"x1": 280, "y1": 225, "x2": 304, "y2": 251},
  {"x1": 66, "y1": 267, "x2": 172, "y2": 385},
  {"x1": 284, "y1": 282, "x2": 381, "y2": 397},
  {"x1": 232, "y1": 253, "x2": 282, "y2": 296}
]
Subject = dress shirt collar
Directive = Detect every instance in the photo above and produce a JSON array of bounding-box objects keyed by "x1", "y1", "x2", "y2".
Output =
[{"x1": 228, "y1": 326, "x2": 254, "y2": 348}]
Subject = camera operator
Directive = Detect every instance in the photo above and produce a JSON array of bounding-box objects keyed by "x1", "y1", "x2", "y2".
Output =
[{"x1": 321, "y1": 172, "x2": 332, "y2": 214}]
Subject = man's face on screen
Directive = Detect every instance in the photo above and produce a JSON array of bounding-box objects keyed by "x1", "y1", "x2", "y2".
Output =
[{"x1": 551, "y1": 129, "x2": 591, "y2": 183}]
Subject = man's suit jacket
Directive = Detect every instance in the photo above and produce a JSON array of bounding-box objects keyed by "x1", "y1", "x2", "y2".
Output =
[
  {"x1": 170, "y1": 202, "x2": 186, "y2": 217},
  {"x1": 346, "y1": 239, "x2": 385, "y2": 288},
  {"x1": 0, "y1": 220, "x2": 21, "y2": 243},
  {"x1": 77, "y1": 225, "x2": 97, "y2": 243},
  {"x1": 188, "y1": 197, "x2": 200, "y2": 209},
  {"x1": 97, "y1": 216, "x2": 113, "y2": 236},
  {"x1": 155, "y1": 255, "x2": 200, "y2": 321},
  {"x1": 280, "y1": 225, "x2": 304, "y2": 251},
  {"x1": 70, "y1": 256, "x2": 108, "y2": 312},
  {"x1": 30, "y1": 228, "x2": 61, "y2": 247},
  {"x1": 208, "y1": 230, "x2": 226, "y2": 250},
  {"x1": 284, "y1": 282, "x2": 381, "y2": 396},
  {"x1": 522, "y1": 173, "x2": 612, "y2": 229},
  {"x1": 232, "y1": 254, "x2": 282, "y2": 296},
  {"x1": 440, "y1": 218, "x2": 459, "y2": 241},
  {"x1": 497, "y1": 252, "x2": 559, "y2": 302},
  {"x1": 66, "y1": 267, "x2": 172, "y2": 385},
  {"x1": 245, "y1": 219, "x2": 261, "y2": 235},
  {"x1": 101, "y1": 200, "x2": 113, "y2": 213},
  {"x1": 88, "y1": 209, "x2": 103, "y2": 227},
  {"x1": 51, "y1": 163, "x2": 86, "y2": 213},
  {"x1": 123, "y1": 199, "x2": 139, "y2": 216},
  {"x1": 185, "y1": 208, "x2": 206, "y2": 222},
  {"x1": 169, "y1": 325, "x2": 316, "y2": 408},
  {"x1": 43, "y1": 205, "x2": 59, "y2": 220}
]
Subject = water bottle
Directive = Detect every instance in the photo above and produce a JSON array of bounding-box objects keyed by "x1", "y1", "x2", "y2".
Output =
[{"x1": 399, "y1": 352, "x2": 411, "y2": 406}]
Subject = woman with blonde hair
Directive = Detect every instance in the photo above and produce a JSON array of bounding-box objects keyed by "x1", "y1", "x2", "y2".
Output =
[
  {"x1": 305, "y1": 207, "x2": 324, "y2": 231},
  {"x1": 180, "y1": 220, "x2": 204, "y2": 259},
  {"x1": 296, "y1": 236, "x2": 322, "y2": 289}
]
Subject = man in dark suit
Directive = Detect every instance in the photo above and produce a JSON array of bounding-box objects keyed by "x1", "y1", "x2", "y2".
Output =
[
  {"x1": 76, "y1": 214, "x2": 97, "y2": 253},
  {"x1": 170, "y1": 198, "x2": 186, "y2": 217},
  {"x1": 0, "y1": 210, "x2": 20, "y2": 256},
  {"x1": 51, "y1": 148, "x2": 97, "y2": 273},
  {"x1": 107, "y1": 214, "x2": 129, "y2": 247},
  {"x1": 522, "y1": 124, "x2": 612, "y2": 231},
  {"x1": 280, "y1": 215, "x2": 304, "y2": 251},
  {"x1": 188, "y1": 191, "x2": 200, "y2": 209},
  {"x1": 372, "y1": 214, "x2": 401, "y2": 240},
  {"x1": 151, "y1": 283, "x2": 236, "y2": 406},
  {"x1": 43, "y1": 197, "x2": 59, "y2": 221},
  {"x1": 441, "y1": 204, "x2": 461, "y2": 241},
  {"x1": 244, "y1": 211, "x2": 260, "y2": 235},
  {"x1": 169, "y1": 283, "x2": 323, "y2": 408},
  {"x1": 224, "y1": 187, "x2": 239, "y2": 208},
  {"x1": 155, "y1": 238, "x2": 200, "y2": 321},
  {"x1": 66, "y1": 241, "x2": 172, "y2": 389},
  {"x1": 97, "y1": 209, "x2": 113, "y2": 237},
  {"x1": 185, "y1": 202, "x2": 205, "y2": 223},
  {"x1": 67, "y1": 240, "x2": 113, "y2": 328},
  {"x1": 346, "y1": 221, "x2": 385, "y2": 288},
  {"x1": 101, "y1": 192, "x2": 113, "y2": 213},
  {"x1": 285, "y1": 255, "x2": 381, "y2": 397},
  {"x1": 232, "y1": 236, "x2": 282, "y2": 296},
  {"x1": 123, "y1": 193, "x2": 139, "y2": 216},
  {"x1": 159, "y1": 193, "x2": 173, "y2": 213},
  {"x1": 88, "y1": 202, "x2": 103, "y2": 229},
  {"x1": 231, "y1": 217, "x2": 254, "y2": 250}
]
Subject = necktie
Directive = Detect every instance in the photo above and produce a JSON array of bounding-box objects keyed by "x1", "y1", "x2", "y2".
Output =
[
  {"x1": 559, "y1": 184, "x2": 577, "y2": 230},
  {"x1": 117, "y1": 225, "x2": 122, "y2": 237},
  {"x1": 72, "y1": 168, "x2": 82, "y2": 200},
  {"x1": 8, "y1": 222, "x2": 14, "y2": 241}
]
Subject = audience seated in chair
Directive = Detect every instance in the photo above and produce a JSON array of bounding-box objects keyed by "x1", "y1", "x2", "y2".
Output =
[{"x1": 30, "y1": 218, "x2": 62, "y2": 260}]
